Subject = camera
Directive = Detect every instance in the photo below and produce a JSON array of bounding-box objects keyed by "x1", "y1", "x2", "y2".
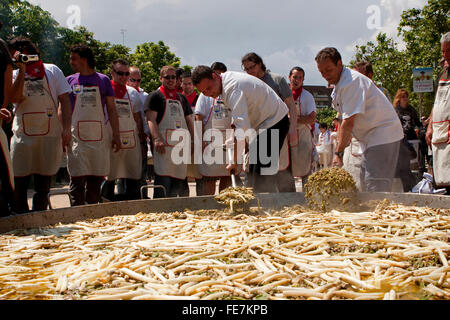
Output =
[{"x1": 13, "y1": 54, "x2": 39, "y2": 63}]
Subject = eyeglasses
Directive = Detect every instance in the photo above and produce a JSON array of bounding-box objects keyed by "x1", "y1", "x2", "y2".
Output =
[
  {"x1": 163, "y1": 75, "x2": 177, "y2": 80},
  {"x1": 129, "y1": 78, "x2": 141, "y2": 83},
  {"x1": 114, "y1": 70, "x2": 130, "y2": 76}
]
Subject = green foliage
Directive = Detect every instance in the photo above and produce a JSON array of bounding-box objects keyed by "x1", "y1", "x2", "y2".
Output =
[
  {"x1": 316, "y1": 107, "x2": 337, "y2": 126},
  {"x1": 351, "y1": 0, "x2": 449, "y2": 118},
  {"x1": 129, "y1": 41, "x2": 181, "y2": 93},
  {"x1": 0, "y1": 1, "x2": 191, "y2": 93}
]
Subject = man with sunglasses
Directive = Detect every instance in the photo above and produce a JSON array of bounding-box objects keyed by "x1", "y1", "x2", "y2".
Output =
[
  {"x1": 127, "y1": 66, "x2": 152, "y2": 197},
  {"x1": 66, "y1": 45, "x2": 121, "y2": 207},
  {"x1": 241, "y1": 52, "x2": 298, "y2": 193},
  {"x1": 145, "y1": 66, "x2": 194, "y2": 198},
  {"x1": 102, "y1": 59, "x2": 146, "y2": 201}
]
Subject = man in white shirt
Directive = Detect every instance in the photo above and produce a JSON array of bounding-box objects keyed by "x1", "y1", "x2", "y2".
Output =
[
  {"x1": 192, "y1": 65, "x2": 289, "y2": 193},
  {"x1": 127, "y1": 66, "x2": 151, "y2": 197},
  {"x1": 316, "y1": 47, "x2": 404, "y2": 192}
]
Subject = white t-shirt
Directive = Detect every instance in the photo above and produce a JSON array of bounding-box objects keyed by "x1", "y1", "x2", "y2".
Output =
[
  {"x1": 194, "y1": 93, "x2": 214, "y2": 125},
  {"x1": 126, "y1": 85, "x2": 143, "y2": 114},
  {"x1": 332, "y1": 67, "x2": 403, "y2": 150},
  {"x1": 13, "y1": 63, "x2": 72, "y2": 109},
  {"x1": 221, "y1": 71, "x2": 288, "y2": 136},
  {"x1": 297, "y1": 88, "x2": 316, "y2": 116},
  {"x1": 135, "y1": 88, "x2": 150, "y2": 136}
]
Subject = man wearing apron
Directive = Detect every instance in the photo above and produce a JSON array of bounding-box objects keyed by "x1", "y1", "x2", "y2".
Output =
[
  {"x1": 66, "y1": 45, "x2": 121, "y2": 206},
  {"x1": 8, "y1": 38, "x2": 72, "y2": 213},
  {"x1": 241, "y1": 53, "x2": 298, "y2": 193},
  {"x1": 288, "y1": 67, "x2": 316, "y2": 188},
  {"x1": 426, "y1": 32, "x2": 450, "y2": 195},
  {"x1": 127, "y1": 66, "x2": 152, "y2": 197},
  {"x1": 145, "y1": 66, "x2": 194, "y2": 198},
  {"x1": 192, "y1": 66, "x2": 289, "y2": 194},
  {"x1": 0, "y1": 23, "x2": 14, "y2": 216},
  {"x1": 195, "y1": 63, "x2": 233, "y2": 195},
  {"x1": 102, "y1": 59, "x2": 145, "y2": 201},
  {"x1": 316, "y1": 47, "x2": 403, "y2": 192}
]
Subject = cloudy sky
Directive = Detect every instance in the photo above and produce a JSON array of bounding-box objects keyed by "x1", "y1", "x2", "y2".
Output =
[{"x1": 29, "y1": 0, "x2": 427, "y2": 85}]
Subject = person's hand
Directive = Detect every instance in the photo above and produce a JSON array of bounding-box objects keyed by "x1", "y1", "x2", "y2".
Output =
[
  {"x1": 288, "y1": 126, "x2": 298, "y2": 146},
  {"x1": 154, "y1": 138, "x2": 165, "y2": 154},
  {"x1": 226, "y1": 163, "x2": 237, "y2": 175},
  {"x1": 425, "y1": 125, "x2": 433, "y2": 146},
  {"x1": 332, "y1": 154, "x2": 343, "y2": 167},
  {"x1": 61, "y1": 128, "x2": 71, "y2": 152},
  {"x1": 0, "y1": 108, "x2": 12, "y2": 123},
  {"x1": 112, "y1": 134, "x2": 121, "y2": 152},
  {"x1": 13, "y1": 52, "x2": 26, "y2": 72}
]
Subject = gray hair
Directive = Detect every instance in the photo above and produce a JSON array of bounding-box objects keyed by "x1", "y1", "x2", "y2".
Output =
[{"x1": 441, "y1": 32, "x2": 450, "y2": 44}]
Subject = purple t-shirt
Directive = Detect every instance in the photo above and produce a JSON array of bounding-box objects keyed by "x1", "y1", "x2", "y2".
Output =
[{"x1": 66, "y1": 72, "x2": 114, "y2": 113}]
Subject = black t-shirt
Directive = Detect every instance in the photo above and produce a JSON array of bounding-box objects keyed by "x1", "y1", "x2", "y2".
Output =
[
  {"x1": 146, "y1": 89, "x2": 193, "y2": 124},
  {"x1": 0, "y1": 38, "x2": 13, "y2": 107},
  {"x1": 395, "y1": 105, "x2": 422, "y2": 140}
]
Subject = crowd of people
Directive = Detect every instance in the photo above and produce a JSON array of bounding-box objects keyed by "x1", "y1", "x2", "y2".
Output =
[{"x1": 0, "y1": 22, "x2": 449, "y2": 216}]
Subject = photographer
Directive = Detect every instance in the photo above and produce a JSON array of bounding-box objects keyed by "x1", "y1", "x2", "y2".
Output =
[
  {"x1": 8, "y1": 37, "x2": 72, "y2": 213},
  {"x1": 0, "y1": 20, "x2": 14, "y2": 216}
]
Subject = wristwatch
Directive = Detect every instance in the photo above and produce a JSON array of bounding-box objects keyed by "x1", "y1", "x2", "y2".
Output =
[{"x1": 334, "y1": 151, "x2": 344, "y2": 158}]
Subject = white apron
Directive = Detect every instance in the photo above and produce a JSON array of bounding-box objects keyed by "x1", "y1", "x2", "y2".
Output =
[
  {"x1": 107, "y1": 91, "x2": 142, "y2": 180},
  {"x1": 153, "y1": 92, "x2": 188, "y2": 180},
  {"x1": 343, "y1": 137, "x2": 363, "y2": 190},
  {"x1": 10, "y1": 73, "x2": 62, "y2": 177},
  {"x1": 280, "y1": 95, "x2": 314, "y2": 177},
  {"x1": 0, "y1": 125, "x2": 14, "y2": 190},
  {"x1": 67, "y1": 74, "x2": 111, "y2": 177},
  {"x1": 431, "y1": 76, "x2": 450, "y2": 187},
  {"x1": 198, "y1": 98, "x2": 238, "y2": 177}
]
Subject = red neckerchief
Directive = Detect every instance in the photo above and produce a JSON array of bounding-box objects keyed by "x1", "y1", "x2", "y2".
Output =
[
  {"x1": 159, "y1": 85, "x2": 179, "y2": 101},
  {"x1": 183, "y1": 91, "x2": 198, "y2": 107},
  {"x1": 136, "y1": 87, "x2": 141, "y2": 93},
  {"x1": 111, "y1": 81, "x2": 127, "y2": 99},
  {"x1": 26, "y1": 60, "x2": 45, "y2": 79},
  {"x1": 292, "y1": 87, "x2": 303, "y2": 102}
]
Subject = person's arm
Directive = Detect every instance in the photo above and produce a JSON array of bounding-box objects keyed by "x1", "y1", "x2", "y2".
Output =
[
  {"x1": 146, "y1": 109, "x2": 165, "y2": 154},
  {"x1": 9, "y1": 56, "x2": 26, "y2": 104},
  {"x1": 105, "y1": 96, "x2": 120, "y2": 152},
  {"x1": 425, "y1": 110, "x2": 433, "y2": 146},
  {"x1": 332, "y1": 115, "x2": 355, "y2": 167},
  {"x1": 284, "y1": 96, "x2": 298, "y2": 146},
  {"x1": 1, "y1": 64, "x2": 13, "y2": 123},
  {"x1": 298, "y1": 111, "x2": 317, "y2": 125},
  {"x1": 58, "y1": 93, "x2": 72, "y2": 152}
]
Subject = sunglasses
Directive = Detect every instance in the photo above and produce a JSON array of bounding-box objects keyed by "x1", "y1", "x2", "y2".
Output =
[
  {"x1": 129, "y1": 78, "x2": 141, "y2": 83},
  {"x1": 114, "y1": 70, "x2": 130, "y2": 76},
  {"x1": 163, "y1": 75, "x2": 177, "y2": 80}
]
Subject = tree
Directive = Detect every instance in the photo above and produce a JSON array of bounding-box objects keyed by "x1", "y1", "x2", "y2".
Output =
[
  {"x1": 351, "y1": 0, "x2": 449, "y2": 117},
  {"x1": 129, "y1": 41, "x2": 181, "y2": 93},
  {"x1": 316, "y1": 107, "x2": 337, "y2": 126}
]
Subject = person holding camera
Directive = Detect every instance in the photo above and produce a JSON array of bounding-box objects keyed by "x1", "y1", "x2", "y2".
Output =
[
  {"x1": 8, "y1": 37, "x2": 72, "y2": 213},
  {"x1": 0, "y1": 21, "x2": 14, "y2": 216}
]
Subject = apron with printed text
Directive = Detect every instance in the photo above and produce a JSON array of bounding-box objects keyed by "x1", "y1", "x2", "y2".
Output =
[
  {"x1": 431, "y1": 76, "x2": 450, "y2": 186},
  {"x1": 198, "y1": 98, "x2": 239, "y2": 177},
  {"x1": 107, "y1": 91, "x2": 142, "y2": 180},
  {"x1": 67, "y1": 74, "x2": 111, "y2": 177},
  {"x1": 153, "y1": 91, "x2": 188, "y2": 180},
  {"x1": 10, "y1": 73, "x2": 62, "y2": 177}
]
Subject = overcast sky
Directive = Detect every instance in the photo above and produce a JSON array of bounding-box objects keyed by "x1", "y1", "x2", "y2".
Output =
[{"x1": 29, "y1": 0, "x2": 427, "y2": 85}]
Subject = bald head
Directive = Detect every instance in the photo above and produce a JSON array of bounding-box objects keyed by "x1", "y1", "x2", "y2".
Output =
[{"x1": 128, "y1": 66, "x2": 142, "y2": 89}]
